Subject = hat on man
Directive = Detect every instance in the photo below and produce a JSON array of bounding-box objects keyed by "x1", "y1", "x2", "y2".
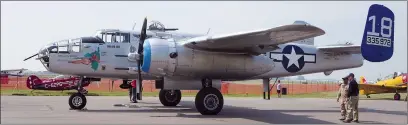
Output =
[{"x1": 343, "y1": 73, "x2": 355, "y2": 79}]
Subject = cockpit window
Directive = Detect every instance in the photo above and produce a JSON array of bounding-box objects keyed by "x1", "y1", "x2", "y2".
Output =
[
  {"x1": 97, "y1": 32, "x2": 130, "y2": 43},
  {"x1": 70, "y1": 38, "x2": 81, "y2": 53},
  {"x1": 57, "y1": 40, "x2": 69, "y2": 53}
]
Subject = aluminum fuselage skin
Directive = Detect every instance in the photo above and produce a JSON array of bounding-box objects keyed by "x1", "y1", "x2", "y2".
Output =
[{"x1": 40, "y1": 30, "x2": 363, "y2": 90}]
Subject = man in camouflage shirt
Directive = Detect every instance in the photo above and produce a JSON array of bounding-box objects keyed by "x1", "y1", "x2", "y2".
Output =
[{"x1": 337, "y1": 77, "x2": 349, "y2": 120}]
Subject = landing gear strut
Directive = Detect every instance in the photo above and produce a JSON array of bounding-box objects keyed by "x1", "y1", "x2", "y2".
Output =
[
  {"x1": 195, "y1": 78, "x2": 224, "y2": 115},
  {"x1": 68, "y1": 76, "x2": 87, "y2": 110}
]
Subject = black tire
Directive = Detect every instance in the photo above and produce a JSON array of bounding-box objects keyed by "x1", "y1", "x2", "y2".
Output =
[
  {"x1": 394, "y1": 93, "x2": 401, "y2": 100},
  {"x1": 159, "y1": 89, "x2": 181, "y2": 106},
  {"x1": 69, "y1": 93, "x2": 87, "y2": 110},
  {"x1": 195, "y1": 87, "x2": 224, "y2": 115}
]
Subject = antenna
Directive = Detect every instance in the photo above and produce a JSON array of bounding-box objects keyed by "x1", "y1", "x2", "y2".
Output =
[
  {"x1": 132, "y1": 22, "x2": 137, "y2": 30},
  {"x1": 206, "y1": 28, "x2": 211, "y2": 35}
]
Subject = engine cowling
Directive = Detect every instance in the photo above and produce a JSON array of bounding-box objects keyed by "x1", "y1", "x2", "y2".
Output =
[
  {"x1": 141, "y1": 38, "x2": 172, "y2": 75},
  {"x1": 141, "y1": 38, "x2": 275, "y2": 79}
]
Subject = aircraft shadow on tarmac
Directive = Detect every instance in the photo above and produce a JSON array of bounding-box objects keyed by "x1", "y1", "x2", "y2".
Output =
[{"x1": 78, "y1": 101, "x2": 392, "y2": 124}]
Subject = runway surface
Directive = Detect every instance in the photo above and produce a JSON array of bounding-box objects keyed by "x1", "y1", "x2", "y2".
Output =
[{"x1": 1, "y1": 96, "x2": 407, "y2": 124}]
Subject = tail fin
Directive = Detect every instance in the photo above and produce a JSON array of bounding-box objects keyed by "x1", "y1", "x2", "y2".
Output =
[
  {"x1": 361, "y1": 4, "x2": 395, "y2": 62},
  {"x1": 359, "y1": 76, "x2": 367, "y2": 84},
  {"x1": 26, "y1": 75, "x2": 42, "y2": 89},
  {"x1": 293, "y1": 20, "x2": 314, "y2": 45}
]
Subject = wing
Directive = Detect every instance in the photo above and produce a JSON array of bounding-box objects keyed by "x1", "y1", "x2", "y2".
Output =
[
  {"x1": 179, "y1": 23, "x2": 325, "y2": 54},
  {"x1": 317, "y1": 44, "x2": 361, "y2": 54},
  {"x1": 359, "y1": 84, "x2": 407, "y2": 95},
  {"x1": 1, "y1": 68, "x2": 27, "y2": 72}
]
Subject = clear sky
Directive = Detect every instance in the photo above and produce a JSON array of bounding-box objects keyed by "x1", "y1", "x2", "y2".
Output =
[{"x1": 1, "y1": 1, "x2": 407, "y2": 81}]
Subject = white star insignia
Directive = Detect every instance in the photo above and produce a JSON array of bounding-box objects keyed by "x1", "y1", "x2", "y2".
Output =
[{"x1": 283, "y1": 47, "x2": 303, "y2": 69}]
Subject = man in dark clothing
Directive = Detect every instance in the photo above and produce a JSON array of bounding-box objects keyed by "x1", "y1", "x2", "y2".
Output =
[{"x1": 343, "y1": 73, "x2": 359, "y2": 123}]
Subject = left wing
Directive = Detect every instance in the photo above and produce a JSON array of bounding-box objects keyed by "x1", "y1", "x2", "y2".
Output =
[{"x1": 180, "y1": 23, "x2": 325, "y2": 54}]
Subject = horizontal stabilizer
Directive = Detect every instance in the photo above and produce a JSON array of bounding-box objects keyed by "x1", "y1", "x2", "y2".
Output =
[{"x1": 317, "y1": 45, "x2": 361, "y2": 54}]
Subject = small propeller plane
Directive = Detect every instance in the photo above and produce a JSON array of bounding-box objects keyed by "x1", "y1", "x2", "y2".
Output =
[
  {"x1": 22, "y1": 17, "x2": 391, "y2": 115},
  {"x1": 25, "y1": 75, "x2": 92, "y2": 93},
  {"x1": 359, "y1": 72, "x2": 407, "y2": 100}
]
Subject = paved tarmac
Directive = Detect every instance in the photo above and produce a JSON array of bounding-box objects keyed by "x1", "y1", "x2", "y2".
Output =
[{"x1": 1, "y1": 96, "x2": 407, "y2": 124}]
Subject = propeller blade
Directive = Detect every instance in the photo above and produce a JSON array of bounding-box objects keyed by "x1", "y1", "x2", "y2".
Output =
[
  {"x1": 136, "y1": 17, "x2": 148, "y2": 100},
  {"x1": 23, "y1": 53, "x2": 39, "y2": 61},
  {"x1": 138, "y1": 17, "x2": 148, "y2": 54}
]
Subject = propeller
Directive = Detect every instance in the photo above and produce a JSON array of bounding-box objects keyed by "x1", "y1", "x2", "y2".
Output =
[{"x1": 136, "y1": 17, "x2": 148, "y2": 100}]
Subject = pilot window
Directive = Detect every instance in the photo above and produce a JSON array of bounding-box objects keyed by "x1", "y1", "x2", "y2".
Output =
[
  {"x1": 101, "y1": 33, "x2": 130, "y2": 43},
  {"x1": 70, "y1": 38, "x2": 81, "y2": 53}
]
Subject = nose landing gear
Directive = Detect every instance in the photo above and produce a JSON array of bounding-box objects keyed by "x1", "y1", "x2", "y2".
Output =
[{"x1": 68, "y1": 76, "x2": 88, "y2": 110}]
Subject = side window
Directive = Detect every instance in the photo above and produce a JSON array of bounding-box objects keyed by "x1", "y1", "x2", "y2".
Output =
[
  {"x1": 72, "y1": 43, "x2": 81, "y2": 52},
  {"x1": 57, "y1": 40, "x2": 69, "y2": 53}
]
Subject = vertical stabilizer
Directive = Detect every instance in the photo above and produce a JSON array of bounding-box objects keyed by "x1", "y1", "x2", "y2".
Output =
[{"x1": 293, "y1": 20, "x2": 315, "y2": 45}]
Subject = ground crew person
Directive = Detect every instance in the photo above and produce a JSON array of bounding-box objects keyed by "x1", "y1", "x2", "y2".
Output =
[
  {"x1": 337, "y1": 77, "x2": 349, "y2": 120},
  {"x1": 129, "y1": 80, "x2": 137, "y2": 103},
  {"x1": 343, "y1": 73, "x2": 359, "y2": 123},
  {"x1": 276, "y1": 80, "x2": 281, "y2": 98}
]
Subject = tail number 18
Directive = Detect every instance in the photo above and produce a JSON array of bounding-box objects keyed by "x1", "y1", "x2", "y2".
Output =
[{"x1": 367, "y1": 15, "x2": 393, "y2": 38}]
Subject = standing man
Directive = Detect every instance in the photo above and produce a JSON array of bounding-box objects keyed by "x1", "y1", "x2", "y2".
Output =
[
  {"x1": 337, "y1": 77, "x2": 349, "y2": 120},
  {"x1": 276, "y1": 80, "x2": 281, "y2": 98},
  {"x1": 343, "y1": 73, "x2": 359, "y2": 123},
  {"x1": 129, "y1": 80, "x2": 138, "y2": 103}
]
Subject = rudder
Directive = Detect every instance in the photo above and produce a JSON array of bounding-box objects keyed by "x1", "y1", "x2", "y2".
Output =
[
  {"x1": 361, "y1": 4, "x2": 395, "y2": 62},
  {"x1": 26, "y1": 75, "x2": 42, "y2": 89},
  {"x1": 293, "y1": 20, "x2": 315, "y2": 45}
]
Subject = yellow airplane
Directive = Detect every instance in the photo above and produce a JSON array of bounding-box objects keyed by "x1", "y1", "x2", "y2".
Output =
[{"x1": 359, "y1": 72, "x2": 407, "y2": 100}]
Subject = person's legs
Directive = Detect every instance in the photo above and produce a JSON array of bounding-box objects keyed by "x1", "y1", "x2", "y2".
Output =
[
  {"x1": 353, "y1": 96, "x2": 359, "y2": 122},
  {"x1": 345, "y1": 98, "x2": 353, "y2": 122},
  {"x1": 340, "y1": 101, "x2": 346, "y2": 120},
  {"x1": 345, "y1": 96, "x2": 357, "y2": 122},
  {"x1": 131, "y1": 87, "x2": 137, "y2": 103}
]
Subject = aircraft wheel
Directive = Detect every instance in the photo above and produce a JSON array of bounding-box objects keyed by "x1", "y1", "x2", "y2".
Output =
[
  {"x1": 69, "y1": 93, "x2": 87, "y2": 110},
  {"x1": 159, "y1": 89, "x2": 181, "y2": 106},
  {"x1": 195, "y1": 87, "x2": 224, "y2": 115},
  {"x1": 394, "y1": 93, "x2": 401, "y2": 100}
]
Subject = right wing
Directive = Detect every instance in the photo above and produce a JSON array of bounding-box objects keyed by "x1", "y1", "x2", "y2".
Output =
[{"x1": 179, "y1": 23, "x2": 325, "y2": 54}]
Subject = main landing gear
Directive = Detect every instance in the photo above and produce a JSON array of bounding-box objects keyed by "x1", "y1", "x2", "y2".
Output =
[
  {"x1": 68, "y1": 76, "x2": 88, "y2": 110},
  {"x1": 195, "y1": 78, "x2": 224, "y2": 115},
  {"x1": 158, "y1": 78, "x2": 224, "y2": 115}
]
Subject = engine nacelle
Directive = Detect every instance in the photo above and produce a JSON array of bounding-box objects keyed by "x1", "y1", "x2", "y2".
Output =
[
  {"x1": 141, "y1": 38, "x2": 275, "y2": 79},
  {"x1": 141, "y1": 38, "x2": 172, "y2": 76}
]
